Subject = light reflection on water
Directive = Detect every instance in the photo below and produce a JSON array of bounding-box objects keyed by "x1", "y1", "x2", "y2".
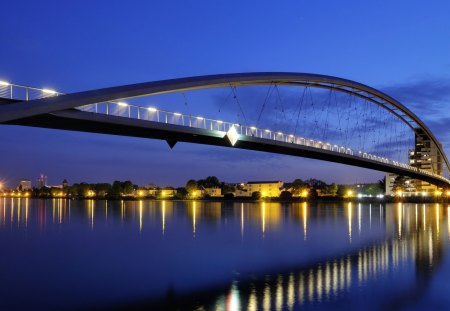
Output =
[{"x1": 0, "y1": 198, "x2": 448, "y2": 310}]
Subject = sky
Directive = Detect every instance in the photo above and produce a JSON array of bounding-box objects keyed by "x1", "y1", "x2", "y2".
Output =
[{"x1": 0, "y1": 0, "x2": 450, "y2": 187}]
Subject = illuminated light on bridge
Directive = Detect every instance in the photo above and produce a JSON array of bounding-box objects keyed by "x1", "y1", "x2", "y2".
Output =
[
  {"x1": 226, "y1": 125, "x2": 239, "y2": 146},
  {"x1": 0, "y1": 81, "x2": 10, "y2": 86},
  {"x1": 147, "y1": 107, "x2": 157, "y2": 112},
  {"x1": 117, "y1": 101, "x2": 128, "y2": 107},
  {"x1": 42, "y1": 88, "x2": 57, "y2": 95}
]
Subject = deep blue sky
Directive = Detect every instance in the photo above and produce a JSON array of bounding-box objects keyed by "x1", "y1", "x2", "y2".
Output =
[{"x1": 1, "y1": 0, "x2": 450, "y2": 187}]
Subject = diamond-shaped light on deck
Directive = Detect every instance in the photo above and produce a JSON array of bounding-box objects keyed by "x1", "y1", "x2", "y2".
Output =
[{"x1": 226, "y1": 125, "x2": 239, "y2": 146}]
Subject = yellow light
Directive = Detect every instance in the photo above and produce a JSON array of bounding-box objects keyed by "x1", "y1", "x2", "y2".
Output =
[
  {"x1": 42, "y1": 88, "x2": 56, "y2": 94},
  {"x1": 147, "y1": 107, "x2": 157, "y2": 112},
  {"x1": 446, "y1": 191, "x2": 450, "y2": 197},
  {"x1": 262, "y1": 191, "x2": 267, "y2": 197},
  {"x1": 161, "y1": 191, "x2": 166, "y2": 197},
  {"x1": 117, "y1": 101, "x2": 128, "y2": 107},
  {"x1": 0, "y1": 81, "x2": 10, "y2": 86},
  {"x1": 396, "y1": 190, "x2": 403, "y2": 197},
  {"x1": 422, "y1": 192, "x2": 427, "y2": 197},
  {"x1": 301, "y1": 190, "x2": 308, "y2": 198},
  {"x1": 138, "y1": 190, "x2": 144, "y2": 197},
  {"x1": 435, "y1": 190, "x2": 442, "y2": 197},
  {"x1": 347, "y1": 190, "x2": 353, "y2": 197}
]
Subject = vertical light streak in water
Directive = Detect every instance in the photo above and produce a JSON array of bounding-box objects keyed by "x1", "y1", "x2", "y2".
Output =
[
  {"x1": 308, "y1": 269, "x2": 314, "y2": 302},
  {"x1": 17, "y1": 197, "x2": 21, "y2": 228},
  {"x1": 348, "y1": 202, "x2": 352, "y2": 243},
  {"x1": 276, "y1": 275, "x2": 283, "y2": 310},
  {"x1": 358, "y1": 203, "x2": 361, "y2": 235},
  {"x1": 247, "y1": 286, "x2": 257, "y2": 311},
  {"x1": 332, "y1": 261, "x2": 338, "y2": 296},
  {"x1": 423, "y1": 204, "x2": 426, "y2": 231},
  {"x1": 298, "y1": 273, "x2": 305, "y2": 305},
  {"x1": 397, "y1": 203, "x2": 402, "y2": 239},
  {"x1": 68, "y1": 199, "x2": 71, "y2": 223},
  {"x1": 339, "y1": 258, "x2": 345, "y2": 290},
  {"x1": 139, "y1": 200, "x2": 143, "y2": 233},
  {"x1": 325, "y1": 262, "x2": 331, "y2": 299},
  {"x1": 121, "y1": 200, "x2": 124, "y2": 224},
  {"x1": 448, "y1": 206, "x2": 450, "y2": 241},
  {"x1": 162, "y1": 200, "x2": 166, "y2": 235},
  {"x1": 287, "y1": 273, "x2": 294, "y2": 310},
  {"x1": 25, "y1": 198, "x2": 29, "y2": 228},
  {"x1": 88, "y1": 200, "x2": 94, "y2": 230},
  {"x1": 415, "y1": 204, "x2": 418, "y2": 231},
  {"x1": 11, "y1": 197, "x2": 14, "y2": 225},
  {"x1": 105, "y1": 200, "x2": 108, "y2": 222},
  {"x1": 59, "y1": 199, "x2": 62, "y2": 224},
  {"x1": 346, "y1": 256, "x2": 351, "y2": 290},
  {"x1": 2, "y1": 198, "x2": 5, "y2": 226},
  {"x1": 436, "y1": 204, "x2": 440, "y2": 237},
  {"x1": 241, "y1": 203, "x2": 244, "y2": 238},
  {"x1": 261, "y1": 202, "x2": 266, "y2": 237},
  {"x1": 316, "y1": 266, "x2": 322, "y2": 302},
  {"x1": 429, "y1": 230, "x2": 433, "y2": 264},
  {"x1": 52, "y1": 198, "x2": 55, "y2": 224},
  {"x1": 226, "y1": 283, "x2": 241, "y2": 311},
  {"x1": 263, "y1": 281, "x2": 271, "y2": 311},
  {"x1": 193, "y1": 201, "x2": 197, "y2": 237},
  {"x1": 369, "y1": 204, "x2": 372, "y2": 229},
  {"x1": 358, "y1": 251, "x2": 362, "y2": 285},
  {"x1": 302, "y1": 202, "x2": 307, "y2": 240}
]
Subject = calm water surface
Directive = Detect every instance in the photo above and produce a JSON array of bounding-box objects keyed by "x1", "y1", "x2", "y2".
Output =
[{"x1": 0, "y1": 199, "x2": 449, "y2": 310}]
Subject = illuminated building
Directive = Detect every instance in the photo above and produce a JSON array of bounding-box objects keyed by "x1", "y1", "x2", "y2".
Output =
[
  {"x1": 36, "y1": 174, "x2": 48, "y2": 189},
  {"x1": 244, "y1": 181, "x2": 284, "y2": 198},
  {"x1": 18, "y1": 179, "x2": 32, "y2": 191}
]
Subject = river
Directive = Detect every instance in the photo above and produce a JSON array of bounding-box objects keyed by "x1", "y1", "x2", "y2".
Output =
[{"x1": 0, "y1": 199, "x2": 448, "y2": 310}]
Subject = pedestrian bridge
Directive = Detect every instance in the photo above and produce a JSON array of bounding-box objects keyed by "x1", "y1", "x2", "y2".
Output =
[{"x1": 0, "y1": 73, "x2": 448, "y2": 187}]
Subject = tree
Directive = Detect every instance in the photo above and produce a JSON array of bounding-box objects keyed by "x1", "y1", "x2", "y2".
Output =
[
  {"x1": 279, "y1": 190, "x2": 293, "y2": 200},
  {"x1": 251, "y1": 191, "x2": 261, "y2": 200},
  {"x1": 111, "y1": 181, "x2": 123, "y2": 197},
  {"x1": 185, "y1": 180, "x2": 198, "y2": 194},
  {"x1": 392, "y1": 176, "x2": 407, "y2": 194},
  {"x1": 308, "y1": 188, "x2": 318, "y2": 200},
  {"x1": 328, "y1": 183, "x2": 338, "y2": 196},
  {"x1": 337, "y1": 185, "x2": 347, "y2": 198},
  {"x1": 122, "y1": 181, "x2": 134, "y2": 195}
]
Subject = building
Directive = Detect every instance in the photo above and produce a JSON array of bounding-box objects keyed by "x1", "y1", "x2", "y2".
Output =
[
  {"x1": 36, "y1": 174, "x2": 48, "y2": 189},
  {"x1": 62, "y1": 179, "x2": 69, "y2": 188},
  {"x1": 409, "y1": 128, "x2": 443, "y2": 194},
  {"x1": 158, "y1": 187, "x2": 177, "y2": 198},
  {"x1": 18, "y1": 180, "x2": 32, "y2": 191},
  {"x1": 203, "y1": 187, "x2": 222, "y2": 197},
  {"x1": 386, "y1": 128, "x2": 443, "y2": 196},
  {"x1": 244, "y1": 181, "x2": 284, "y2": 197}
]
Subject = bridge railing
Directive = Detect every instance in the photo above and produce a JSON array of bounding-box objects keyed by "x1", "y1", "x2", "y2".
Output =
[
  {"x1": 76, "y1": 101, "x2": 449, "y2": 184},
  {"x1": 0, "y1": 81, "x2": 62, "y2": 101},
  {"x1": 0, "y1": 81, "x2": 447, "y2": 184}
]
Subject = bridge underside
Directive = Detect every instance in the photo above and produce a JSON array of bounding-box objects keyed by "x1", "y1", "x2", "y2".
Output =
[{"x1": 5, "y1": 109, "x2": 448, "y2": 188}]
